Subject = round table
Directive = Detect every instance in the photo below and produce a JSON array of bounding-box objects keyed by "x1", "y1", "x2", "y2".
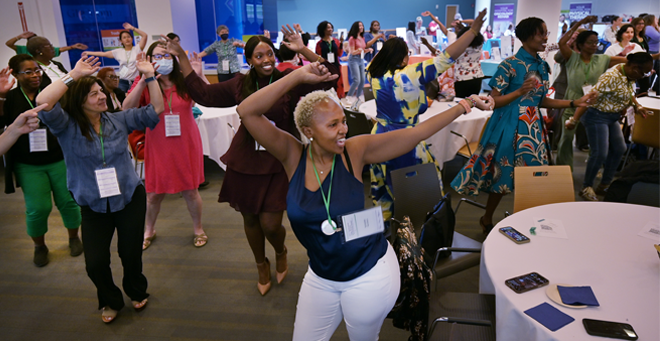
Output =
[
  {"x1": 195, "y1": 104, "x2": 241, "y2": 170},
  {"x1": 480, "y1": 202, "x2": 660, "y2": 340},
  {"x1": 359, "y1": 99, "x2": 492, "y2": 168}
]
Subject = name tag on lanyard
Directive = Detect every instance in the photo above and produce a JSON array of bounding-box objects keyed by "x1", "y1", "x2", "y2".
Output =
[
  {"x1": 582, "y1": 84, "x2": 594, "y2": 96},
  {"x1": 29, "y1": 129, "x2": 48, "y2": 152},
  {"x1": 222, "y1": 60, "x2": 230, "y2": 71},
  {"x1": 95, "y1": 167, "x2": 121, "y2": 198},
  {"x1": 376, "y1": 41, "x2": 383, "y2": 51},
  {"x1": 338, "y1": 206, "x2": 385, "y2": 243},
  {"x1": 165, "y1": 113, "x2": 181, "y2": 137},
  {"x1": 327, "y1": 52, "x2": 335, "y2": 64}
]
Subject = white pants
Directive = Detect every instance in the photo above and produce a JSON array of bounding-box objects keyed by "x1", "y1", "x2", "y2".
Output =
[{"x1": 292, "y1": 244, "x2": 400, "y2": 341}]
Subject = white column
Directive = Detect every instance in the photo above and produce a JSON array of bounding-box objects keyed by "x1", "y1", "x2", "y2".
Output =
[
  {"x1": 475, "y1": 0, "x2": 491, "y2": 28},
  {"x1": 514, "y1": 0, "x2": 562, "y2": 52}
]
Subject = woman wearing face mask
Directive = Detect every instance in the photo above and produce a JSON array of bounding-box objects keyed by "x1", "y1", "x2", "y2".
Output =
[
  {"x1": 346, "y1": 21, "x2": 372, "y2": 105},
  {"x1": 315, "y1": 21, "x2": 345, "y2": 98},
  {"x1": 165, "y1": 26, "x2": 338, "y2": 296},
  {"x1": 363, "y1": 21, "x2": 386, "y2": 62},
  {"x1": 198, "y1": 25, "x2": 245, "y2": 83},
  {"x1": 0, "y1": 55, "x2": 82, "y2": 267},
  {"x1": 82, "y1": 23, "x2": 148, "y2": 92},
  {"x1": 566, "y1": 52, "x2": 654, "y2": 200},
  {"x1": 451, "y1": 17, "x2": 596, "y2": 233},
  {"x1": 368, "y1": 9, "x2": 487, "y2": 229},
  {"x1": 122, "y1": 42, "x2": 206, "y2": 250},
  {"x1": 605, "y1": 24, "x2": 645, "y2": 57},
  {"x1": 97, "y1": 67, "x2": 125, "y2": 112},
  {"x1": 36, "y1": 55, "x2": 164, "y2": 323}
]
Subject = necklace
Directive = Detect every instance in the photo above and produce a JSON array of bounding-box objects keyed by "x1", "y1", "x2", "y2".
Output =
[{"x1": 309, "y1": 147, "x2": 337, "y2": 236}]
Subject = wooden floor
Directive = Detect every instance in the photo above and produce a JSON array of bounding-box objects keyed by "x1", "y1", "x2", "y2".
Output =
[{"x1": 0, "y1": 151, "x2": 591, "y2": 340}]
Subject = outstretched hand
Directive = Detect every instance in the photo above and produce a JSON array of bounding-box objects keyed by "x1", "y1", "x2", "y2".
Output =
[
  {"x1": 189, "y1": 52, "x2": 204, "y2": 77},
  {"x1": 72, "y1": 43, "x2": 88, "y2": 50},
  {"x1": 421, "y1": 11, "x2": 433, "y2": 18},
  {"x1": 123, "y1": 22, "x2": 135, "y2": 30},
  {"x1": 471, "y1": 8, "x2": 487, "y2": 33},
  {"x1": 281, "y1": 24, "x2": 306, "y2": 52},
  {"x1": 293, "y1": 62, "x2": 338, "y2": 85},
  {"x1": 135, "y1": 52, "x2": 156, "y2": 77},
  {"x1": 72, "y1": 56, "x2": 101, "y2": 78},
  {"x1": 0, "y1": 67, "x2": 16, "y2": 96},
  {"x1": 161, "y1": 34, "x2": 185, "y2": 57},
  {"x1": 18, "y1": 31, "x2": 36, "y2": 39},
  {"x1": 575, "y1": 91, "x2": 597, "y2": 107},
  {"x1": 12, "y1": 104, "x2": 48, "y2": 134}
]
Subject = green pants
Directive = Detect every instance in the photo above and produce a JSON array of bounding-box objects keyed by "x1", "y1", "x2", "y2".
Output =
[
  {"x1": 556, "y1": 109, "x2": 578, "y2": 170},
  {"x1": 14, "y1": 160, "x2": 81, "y2": 238}
]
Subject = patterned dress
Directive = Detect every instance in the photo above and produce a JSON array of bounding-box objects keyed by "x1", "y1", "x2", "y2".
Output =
[
  {"x1": 451, "y1": 48, "x2": 550, "y2": 195},
  {"x1": 369, "y1": 51, "x2": 454, "y2": 223}
]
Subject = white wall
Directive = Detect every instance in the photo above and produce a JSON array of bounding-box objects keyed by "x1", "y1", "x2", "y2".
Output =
[{"x1": 135, "y1": 0, "x2": 174, "y2": 48}]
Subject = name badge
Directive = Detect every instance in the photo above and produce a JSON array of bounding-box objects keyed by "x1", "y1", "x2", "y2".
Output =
[
  {"x1": 582, "y1": 84, "x2": 594, "y2": 96},
  {"x1": 327, "y1": 52, "x2": 335, "y2": 64},
  {"x1": 222, "y1": 60, "x2": 230, "y2": 71},
  {"x1": 29, "y1": 129, "x2": 48, "y2": 152},
  {"x1": 376, "y1": 41, "x2": 383, "y2": 51},
  {"x1": 338, "y1": 206, "x2": 384, "y2": 243},
  {"x1": 360, "y1": 51, "x2": 365, "y2": 60},
  {"x1": 95, "y1": 167, "x2": 121, "y2": 198},
  {"x1": 165, "y1": 114, "x2": 181, "y2": 137},
  {"x1": 625, "y1": 107, "x2": 635, "y2": 127}
]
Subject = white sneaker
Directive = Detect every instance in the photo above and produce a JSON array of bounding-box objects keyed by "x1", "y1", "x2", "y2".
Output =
[{"x1": 580, "y1": 187, "x2": 598, "y2": 201}]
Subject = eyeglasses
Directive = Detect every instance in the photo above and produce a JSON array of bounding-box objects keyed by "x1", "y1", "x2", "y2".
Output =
[
  {"x1": 152, "y1": 53, "x2": 172, "y2": 60},
  {"x1": 584, "y1": 40, "x2": 600, "y2": 46},
  {"x1": 537, "y1": 30, "x2": 551, "y2": 38},
  {"x1": 107, "y1": 75, "x2": 119, "y2": 80},
  {"x1": 17, "y1": 69, "x2": 43, "y2": 76}
]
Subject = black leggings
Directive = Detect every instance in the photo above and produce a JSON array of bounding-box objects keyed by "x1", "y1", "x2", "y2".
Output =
[
  {"x1": 454, "y1": 78, "x2": 483, "y2": 98},
  {"x1": 81, "y1": 185, "x2": 149, "y2": 310}
]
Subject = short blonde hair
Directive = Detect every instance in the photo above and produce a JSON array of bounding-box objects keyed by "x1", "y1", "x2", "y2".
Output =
[{"x1": 293, "y1": 89, "x2": 340, "y2": 143}]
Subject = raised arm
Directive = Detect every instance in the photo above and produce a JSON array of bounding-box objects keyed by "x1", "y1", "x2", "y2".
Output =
[
  {"x1": 0, "y1": 66, "x2": 17, "y2": 118},
  {"x1": 559, "y1": 15, "x2": 597, "y2": 60},
  {"x1": 124, "y1": 23, "x2": 148, "y2": 50},
  {"x1": 5, "y1": 31, "x2": 35, "y2": 51},
  {"x1": 420, "y1": 37, "x2": 437, "y2": 55},
  {"x1": 354, "y1": 95, "x2": 491, "y2": 165},
  {"x1": 365, "y1": 33, "x2": 385, "y2": 48},
  {"x1": 36, "y1": 56, "x2": 101, "y2": 111},
  {"x1": 236, "y1": 63, "x2": 338, "y2": 174},
  {"x1": 163, "y1": 35, "x2": 194, "y2": 77},
  {"x1": 0, "y1": 104, "x2": 47, "y2": 156},
  {"x1": 190, "y1": 52, "x2": 211, "y2": 85},
  {"x1": 444, "y1": 8, "x2": 486, "y2": 60},
  {"x1": 136, "y1": 56, "x2": 164, "y2": 114},
  {"x1": 422, "y1": 11, "x2": 448, "y2": 35},
  {"x1": 281, "y1": 24, "x2": 327, "y2": 63},
  {"x1": 81, "y1": 50, "x2": 114, "y2": 59},
  {"x1": 59, "y1": 43, "x2": 89, "y2": 52}
]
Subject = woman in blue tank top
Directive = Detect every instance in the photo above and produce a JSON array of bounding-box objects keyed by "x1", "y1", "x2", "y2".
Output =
[{"x1": 235, "y1": 47, "x2": 492, "y2": 340}]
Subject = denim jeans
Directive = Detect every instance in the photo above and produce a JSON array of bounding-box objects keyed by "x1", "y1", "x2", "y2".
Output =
[
  {"x1": 579, "y1": 107, "x2": 627, "y2": 188},
  {"x1": 347, "y1": 54, "x2": 365, "y2": 97}
]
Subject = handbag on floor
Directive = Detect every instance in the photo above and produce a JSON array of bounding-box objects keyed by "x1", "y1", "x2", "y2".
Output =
[{"x1": 419, "y1": 193, "x2": 455, "y2": 267}]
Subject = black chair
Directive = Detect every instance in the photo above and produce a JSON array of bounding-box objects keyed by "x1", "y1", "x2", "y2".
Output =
[
  {"x1": 343, "y1": 108, "x2": 373, "y2": 138},
  {"x1": 364, "y1": 86, "x2": 375, "y2": 102}
]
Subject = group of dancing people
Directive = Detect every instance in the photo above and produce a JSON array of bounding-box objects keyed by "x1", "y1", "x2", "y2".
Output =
[{"x1": 1, "y1": 8, "x2": 659, "y2": 340}]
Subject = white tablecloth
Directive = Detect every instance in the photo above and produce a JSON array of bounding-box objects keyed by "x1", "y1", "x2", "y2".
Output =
[
  {"x1": 479, "y1": 202, "x2": 660, "y2": 341},
  {"x1": 359, "y1": 99, "x2": 492, "y2": 168},
  {"x1": 195, "y1": 104, "x2": 241, "y2": 170}
]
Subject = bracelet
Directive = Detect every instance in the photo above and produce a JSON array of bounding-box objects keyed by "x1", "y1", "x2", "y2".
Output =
[
  {"x1": 316, "y1": 56, "x2": 323, "y2": 63},
  {"x1": 145, "y1": 76, "x2": 157, "y2": 83},
  {"x1": 470, "y1": 28, "x2": 479, "y2": 36},
  {"x1": 466, "y1": 96, "x2": 476, "y2": 108},
  {"x1": 458, "y1": 99, "x2": 472, "y2": 114},
  {"x1": 61, "y1": 74, "x2": 74, "y2": 87},
  {"x1": 570, "y1": 100, "x2": 575, "y2": 108}
]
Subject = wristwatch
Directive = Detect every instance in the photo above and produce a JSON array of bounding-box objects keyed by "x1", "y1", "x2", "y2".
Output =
[{"x1": 145, "y1": 76, "x2": 157, "y2": 83}]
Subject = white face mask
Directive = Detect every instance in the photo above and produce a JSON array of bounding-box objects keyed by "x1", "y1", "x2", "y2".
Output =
[{"x1": 155, "y1": 59, "x2": 174, "y2": 75}]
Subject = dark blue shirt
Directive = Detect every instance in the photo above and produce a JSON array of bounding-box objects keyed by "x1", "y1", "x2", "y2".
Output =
[
  {"x1": 286, "y1": 147, "x2": 388, "y2": 281},
  {"x1": 39, "y1": 103, "x2": 159, "y2": 213}
]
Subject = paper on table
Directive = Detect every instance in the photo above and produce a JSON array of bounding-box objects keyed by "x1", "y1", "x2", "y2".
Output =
[
  {"x1": 637, "y1": 221, "x2": 660, "y2": 241},
  {"x1": 533, "y1": 218, "x2": 568, "y2": 239}
]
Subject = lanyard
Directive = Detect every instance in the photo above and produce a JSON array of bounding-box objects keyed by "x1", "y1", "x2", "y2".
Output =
[
  {"x1": 255, "y1": 74, "x2": 274, "y2": 90},
  {"x1": 99, "y1": 121, "x2": 106, "y2": 167},
  {"x1": 309, "y1": 147, "x2": 336, "y2": 226},
  {"x1": 167, "y1": 91, "x2": 173, "y2": 113},
  {"x1": 37, "y1": 61, "x2": 63, "y2": 78},
  {"x1": 326, "y1": 40, "x2": 332, "y2": 51},
  {"x1": 20, "y1": 87, "x2": 40, "y2": 109}
]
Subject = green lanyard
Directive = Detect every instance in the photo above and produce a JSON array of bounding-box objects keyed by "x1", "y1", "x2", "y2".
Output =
[
  {"x1": 326, "y1": 40, "x2": 333, "y2": 51},
  {"x1": 37, "y1": 61, "x2": 63, "y2": 78},
  {"x1": 309, "y1": 147, "x2": 336, "y2": 226},
  {"x1": 255, "y1": 74, "x2": 273, "y2": 90},
  {"x1": 20, "y1": 87, "x2": 39, "y2": 109},
  {"x1": 99, "y1": 121, "x2": 106, "y2": 167},
  {"x1": 167, "y1": 91, "x2": 173, "y2": 113}
]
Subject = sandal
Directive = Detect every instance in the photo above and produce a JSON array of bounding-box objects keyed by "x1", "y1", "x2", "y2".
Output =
[
  {"x1": 193, "y1": 233, "x2": 208, "y2": 248},
  {"x1": 132, "y1": 298, "x2": 148, "y2": 311},
  {"x1": 143, "y1": 233, "x2": 156, "y2": 250},
  {"x1": 101, "y1": 306, "x2": 118, "y2": 323},
  {"x1": 275, "y1": 246, "x2": 288, "y2": 284},
  {"x1": 480, "y1": 216, "x2": 494, "y2": 235}
]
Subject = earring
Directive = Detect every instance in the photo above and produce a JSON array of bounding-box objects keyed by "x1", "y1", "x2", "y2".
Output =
[{"x1": 309, "y1": 137, "x2": 314, "y2": 142}]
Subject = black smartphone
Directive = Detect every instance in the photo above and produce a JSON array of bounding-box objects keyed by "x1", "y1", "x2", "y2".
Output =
[
  {"x1": 499, "y1": 226, "x2": 530, "y2": 244},
  {"x1": 583, "y1": 319, "x2": 638, "y2": 340},
  {"x1": 504, "y1": 272, "x2": 549, "y2": 293}
]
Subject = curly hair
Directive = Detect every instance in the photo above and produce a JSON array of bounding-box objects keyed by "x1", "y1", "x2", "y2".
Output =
[{"x1": 293, "y1": 89, "x2": 340, "y2": 143}]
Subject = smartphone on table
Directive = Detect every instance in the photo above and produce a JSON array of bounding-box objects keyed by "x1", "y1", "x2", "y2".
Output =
[
  {"x1": 583, "y1": 319, "x2": 638, "y2": 340},
  {"x1": 499, "y1": 226, "x2": 530, "y2": 244},
  {"x1": 504, "y1": 272, "x2": 549, "y2": 293}
]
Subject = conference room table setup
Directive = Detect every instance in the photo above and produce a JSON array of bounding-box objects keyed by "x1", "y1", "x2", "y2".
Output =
[
  {"x1": 359, "y1": 99, "x2": 492, "y2": 168},
  {"x1": 479, "y1": 202, "x2": 659, "y2": 340},
  {"x1": 195, "y1": 104, "x2": 241, "y2": 170}
]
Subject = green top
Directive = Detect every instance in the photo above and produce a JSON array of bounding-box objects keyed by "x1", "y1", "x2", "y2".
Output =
[
  {"x1": 563, "y1": 51, "x2": 610, "y2": 116},
  {"x1": 15, "y1": 45, "x2": 61, "y2": 57}
]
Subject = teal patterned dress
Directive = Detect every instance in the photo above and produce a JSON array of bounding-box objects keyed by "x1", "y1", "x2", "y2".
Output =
[
  {"x1": 451, "y1": 48, "x2": 550, "y2": 195},
  {"x1": 369, "y1": 51, "x2": 455, "y2": 223}
]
